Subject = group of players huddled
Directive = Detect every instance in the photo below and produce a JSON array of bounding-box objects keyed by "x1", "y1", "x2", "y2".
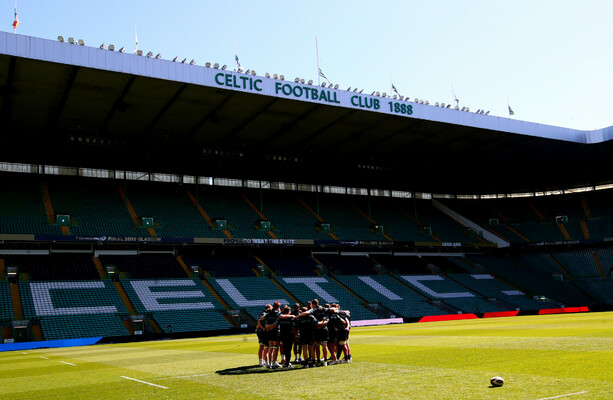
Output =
[{"x1": 256, "y1": 299, "x2": 352, "y2": 369}]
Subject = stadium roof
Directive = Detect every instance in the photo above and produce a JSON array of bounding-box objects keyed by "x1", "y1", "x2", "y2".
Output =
[{"x1": 1, "y1": 32, "x2": 613, "y2": 195}]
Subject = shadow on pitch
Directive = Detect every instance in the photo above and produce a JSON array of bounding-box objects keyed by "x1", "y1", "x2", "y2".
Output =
[{"x1": 216, "y1": 364, "x2": 308, "y2": 375}]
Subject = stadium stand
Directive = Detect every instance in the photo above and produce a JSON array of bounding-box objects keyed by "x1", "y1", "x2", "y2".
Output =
[
  {"x1": 120, "y1": 278, "x2": 232, "y2": 333},
  {"x1": 260, "y1": 255, "x2": 319, "y2": 277},
  {"x1": 0, "y1": 174, "x2": 62, "y2": 235},
  {"x1": 181, "y1": 254, "x2": 259, "y2": 277},
  {"x1": 315, "y1": 254, "x2": 379, "y2": 275},
  {"x1": 207, "y1": 276, "x2": 289, "y2": 320},
  {"x1": 0, "y1": 282, "x2": 14, "y2": 321},
  {"x1": 18, "y1": 280, "x2": 129, "y2": 340},
  {"x1": 334, "y1": 275, "x2": 442, "y2": 318},
  {"x1": 278, "y1": 276, "x2": 379, "y2": 320}
]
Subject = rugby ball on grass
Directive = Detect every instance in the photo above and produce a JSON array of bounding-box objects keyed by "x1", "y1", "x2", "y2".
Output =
[{"x1": 490, "y1": 376, "x2": 504, "y2": 387}]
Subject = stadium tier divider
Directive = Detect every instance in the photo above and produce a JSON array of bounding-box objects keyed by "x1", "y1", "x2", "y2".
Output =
[
  {"x1": 3, "y1": 254, "x2": 101, "y2": 281},
  {"x1": 120, "y1": 278, "x2": 232, "y2": 333},
  {"x1": 316, "y1": 254, "x2": 379, "y2": 275},
  {"x1": 98, "y1": 254, "x2": 188, "y2": 279},
  {"x1": 181, "y1": 255, "x2": 259, "y2": 277},
  {"x1": 260, "y1": 256, "x2": 320, "y2": 276}
]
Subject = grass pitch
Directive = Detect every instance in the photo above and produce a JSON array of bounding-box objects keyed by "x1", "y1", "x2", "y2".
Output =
[{"x1": 1, "y1": 312, "x2": 612, "y2": 399}]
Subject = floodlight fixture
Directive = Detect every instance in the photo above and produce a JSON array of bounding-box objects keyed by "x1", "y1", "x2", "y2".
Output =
[
  {"x1": 265, "y1": 72, "x2": 271, "y2": 78},
  {"x1": 359, "y1": 89, "x2": 363, "y2": 93},
  {"x1": 382, "y1": 92, "x2": 387, "y2": 97},
  {"x1": 375, "y1": 92, "x2": 381, "y2": 96},
  {"x1": 446, "y1": 104, "x2": 451, "y2": 108},
  {"x1": 173, "y1": 56, "x2": 178, "y2": 62},
  {"x1": 328, "y1": 83, "x2": 334, "y2": 88},
  {"x1": 425, "y1": 100, "x2": 429, "y2": 105},
  {"x1": 155, "y1": 53, "x2": 161, "y2": 59},
  {"x1": 308, "y1": 79, "x2": 313, "y2": 85},
  {"x1": 414, "y1": 98, "x2": 419, "y2": 102},
  {"x1": 119, "y1": 47, "x2": 125, "y2": 53},
  {"x1": 273, "y1": 73, "x2": 278, "y2": 79},
  {"x1": 353, "y1": 88, "x2": 357, "y2": 92},
  {"x1": 100, "y1": 43, "x2": 107, "y2": 50},
  {"x1": 466, "y1": 107, "x2": 470, "y2": 112},
  {"x1": 137, "y1": 50, "x2": 143, "y2": 56},
  {"x1": 399, "y1": 96, "x2": 404, "y2": 100},
  {"x1": 146, "y1": 51, "x2": 153, "y2": 57},
  {"x1": 295, "y1": 77, "x2": 300, "y2": 83},
  {"x1": 393, "y1": 95, "x2": 397, "y2": 99},
  {"x1": 58, "y1": 36, "x2": 64, "y2": 42},
  {"x1": 221, "y1": 65, "x2": 227, "y2": 70},
  {"x1": 213, "y1": 63, "x2": 219, "y2": 68},
  {"x1": 251, "y1": 70, "x2": 256, "y2": 76},
  {"x1": 205, "y1": 62, "x2": 211, "y2": 67},
  {"x1": 109, "y1": 44, "x2": 116, "y2": 51},
  {"x1": 190, "y1": 59, "x2": 196, "y2": 65},
  {"x1": 68, "y1": 37, "x2": 75, "y2": 44},
  {"x1": 279, "y1": 75, "x2": 285, "y2": 80},
  {"x1": 78, "y1": 39, "x2": 85, "y2": 46},
  {"x1": 237, "y1": 66, "x2": 244, "y2": 72},
  {"x1": 461, "y1": 107, "x2": 466, "y2": 111},
  {"x1": 334, "y1": 84, "x2": 339, "y2": 89},
  {"x1": 347, "y1": 87, "x2": 351, "y2": 91},
  {"x1": 435, "y1": 102, "x2": 440, "y2": 107},
  {"x1": 300, "y1": 78, "x2": 305, "y2": 83},
  {"x1": 485, "y1": 110, "x2": 490, "y2": 115},
  {"x1": 323, "y1": 82, "x2": 329, "y2": 87}
]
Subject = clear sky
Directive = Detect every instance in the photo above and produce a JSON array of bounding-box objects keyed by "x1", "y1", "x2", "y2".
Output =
[{"x1": 4, "y1": 0, "x2": 613, "y2": 130}]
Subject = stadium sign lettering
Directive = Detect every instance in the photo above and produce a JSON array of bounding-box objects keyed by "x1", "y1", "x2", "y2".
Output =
[
  {"x1": 215, "y1": 73, "x2": 263, "y2": 91},
  {"x1": 274, "y1": 83, "x2": 340, "y2": 104}
]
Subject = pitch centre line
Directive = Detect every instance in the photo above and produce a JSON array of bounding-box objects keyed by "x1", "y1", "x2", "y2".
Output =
[
  {"x1": 537, "y1": 391, "x2": 588, "y2": 400},
  {"x1": 60, "y1": 361, "x2": 77, "y2": 366},
  {"x1": 120, "y1": 376, "x2": 168, "y2": 389},
  {"x1": 39, "y1": 356, "x2": 49, "y2": 359}
]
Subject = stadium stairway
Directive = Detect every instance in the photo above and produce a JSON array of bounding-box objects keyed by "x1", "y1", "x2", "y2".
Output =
[
  {"x1": 296, "y1": 197, "x2": 339, "y2": 240},
  {"x1": 241, "y1": 193, "x2": 277, "y2": 239},
  {"x1": 117, "y1": 186, "x2": 156, "y2": 237},
  {"x1": 175, "y1": 256, "x2": 193, "y2": 277},
  {"x1": 580, "y1": 221, "x2": 591, "y2": 240},
  {"x1": 396, "y1": 206, "x2": 443, "y2": 242},
  {"x1": 92, "y1": 257, "x2": 106, "y2": 279},
  {"x1": 41, "y1": 181, "x2": 70, "y2": 235},
  {"x1": 0, "y1": 258, "x2": 5, "y2": 279},
  {"x1": 557, "y1": 223, "x2": 571, "y2": 241},
  {"x1": 592, "y1": 252, "x2": 606, "y2": 277},
  {"x1": 10, "y1": 283, "x2": 24, "y2": 320},
  {"x1": 186, "y1": 190, "x2": 232, "y2": 238},
  {"x1": 350, "y1": 203, "x2": 393, "y2": 242},
  {"x1": 581, "y1": 195, "x2": 591, "y2": 218}
]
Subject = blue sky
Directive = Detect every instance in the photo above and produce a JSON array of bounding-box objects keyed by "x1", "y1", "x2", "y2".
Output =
[{"x1": 4, "y1": 0, "x2": 613, "y2": 130}]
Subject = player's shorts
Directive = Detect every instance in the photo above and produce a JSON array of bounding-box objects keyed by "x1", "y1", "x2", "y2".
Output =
[
  {"x1": 327, "y1": 326, "x2": 339, "y2": 343},
  {"x1": 337, "y1": 328, "x2": 348, "y2": 342},
  {"x1": 267, "y1": 329, "x2": 280, "y2": 342},
  {"x1": 299, "y1": 328, "x2": 314, "y2": 346},
  {"x1": 314, "y1": 326, "x2": 328, "y2": 343},
  {"x1": 257, "y1": 329, "x2": 267, "y2": 345}
]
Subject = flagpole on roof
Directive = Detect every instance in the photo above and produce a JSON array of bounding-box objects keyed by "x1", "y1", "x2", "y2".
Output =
[
  {"x1": 316, "y1": 36, "x2": 321, "y2": 85},
  {"x1": 234, "y1": 38, "x2": 237, "y2": 71},
  {"x1": 12, "y1": 0, "x2": 18, "y2": 33},
  {"x1": 134, "y1": 17, "x2": 138, "y2": 54}
]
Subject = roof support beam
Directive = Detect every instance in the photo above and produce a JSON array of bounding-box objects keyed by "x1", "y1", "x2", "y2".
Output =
[
  {"x1": 293, "y1": 109, "x2": 357, "y2": 148},
  {"x1": 46, "y1": 66, "x2": 79, "y2": 130},
  {"x1": 140, "y1": 83, "x2": 188, "y2": 138},
  {"x1": 101, "y1": 75, "x2": 136, "y2": 132},
  {"x1": 216, "y1": 98, "x2": 278, "y2": 146}
]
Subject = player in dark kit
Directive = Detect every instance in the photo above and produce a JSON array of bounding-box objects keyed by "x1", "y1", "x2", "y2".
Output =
[
  {"x1": 262, "y1": 301, "x2": 282, "y2": 368},
  {"x1": 278, "y1": 305, "x2": 295, "y2": 368},
  {"x1": 291, "y1": 303, "x2": 302, "y2": 362},
  {"x1": 295, "y1": 306, "x2": 317, "y2": 367},
  {"x1": 307, "y1": 299, "x2": 329, "y2": 366},
  {"x1": 256, "y1": 304, "x2": 272, "y2": 366}
]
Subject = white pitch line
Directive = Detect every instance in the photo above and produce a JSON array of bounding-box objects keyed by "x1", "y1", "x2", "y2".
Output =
[
  {"x1": 39, "y1": 356, "x2": 49, "y2": 360},
  {"x1": 537, "y1": 391, "x2": 588, "y2": 400},
  {"x1": 120, "y1": 376, "x2": 168, "y2": 389},
  {"x1": 60, "y1": 361, "x2": 77, "y2": 366},
  {"x1": 21, "y1": 352, "x2": 28, "y2": 354}
]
